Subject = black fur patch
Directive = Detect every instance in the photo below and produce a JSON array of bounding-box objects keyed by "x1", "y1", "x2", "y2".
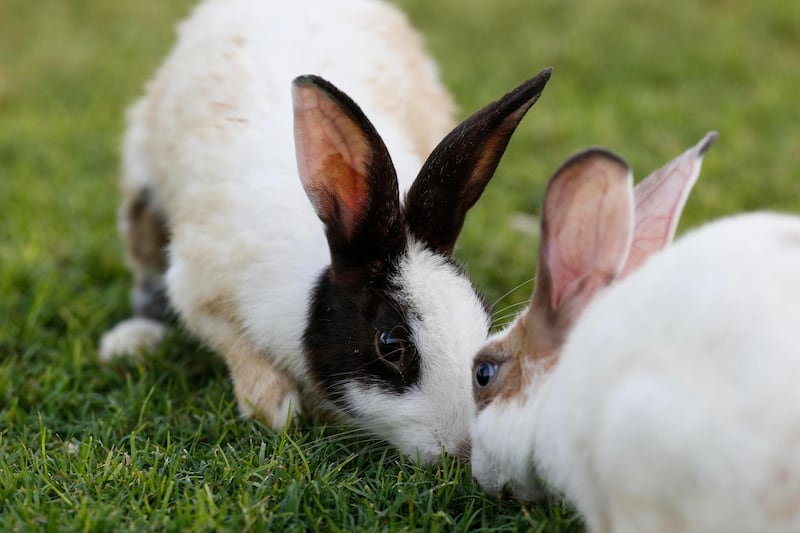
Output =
[
  {"x1": 303, "y1": 264, "x2": 421, "y2": 408},
  {"x1": 132, "y1": 275, "x2": 171, "y2": 322}
]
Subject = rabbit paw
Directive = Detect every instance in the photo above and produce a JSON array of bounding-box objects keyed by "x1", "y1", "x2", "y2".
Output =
[
  {"x1": 99, "y1": 317, "x2": 167, "y2": 361},
  {"x1": 238, "y1": 386, "x2": 302, "y2": 432},
  {"x1": 224, "y1": 338, "x2": 302, "y2": 431}
]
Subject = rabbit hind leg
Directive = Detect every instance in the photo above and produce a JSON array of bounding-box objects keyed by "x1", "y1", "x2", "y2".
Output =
[{"x1": 100, "y1": 187, "x2": 170, "y2": 360}]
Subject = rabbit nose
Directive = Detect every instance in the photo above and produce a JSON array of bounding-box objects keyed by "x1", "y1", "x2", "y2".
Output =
[{"x1": 455, "y1": 439, "x2": 472, "y2": 462}]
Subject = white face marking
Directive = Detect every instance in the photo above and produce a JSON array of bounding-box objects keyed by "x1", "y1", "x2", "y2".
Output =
[
  {"x1": 342, "y1": 238, "x2": 491, "y2": 462},
  {"x1": 471, "y1": 393, "x2": 541, "y2": 498},
  {"x1": 470, "y1": 350, "x2": 554, "y2": 499}
]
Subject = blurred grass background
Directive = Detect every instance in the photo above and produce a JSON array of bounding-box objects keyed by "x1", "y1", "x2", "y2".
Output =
[{"x1": 1, "y1": 0, "x2": 798, "y2": 530}]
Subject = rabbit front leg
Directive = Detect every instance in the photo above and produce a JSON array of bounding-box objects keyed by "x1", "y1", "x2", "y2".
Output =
[{"x1": 223, "y1": 337, "x2": 301, "y2": 431}]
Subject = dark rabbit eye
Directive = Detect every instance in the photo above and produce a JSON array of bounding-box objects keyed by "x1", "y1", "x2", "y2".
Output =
[
  {"x1": 375, "y1": 329, "x2": 405, "y2": 363},
  {"x1": 474, "y1": 362, "x2": 497, "y2": 388}
]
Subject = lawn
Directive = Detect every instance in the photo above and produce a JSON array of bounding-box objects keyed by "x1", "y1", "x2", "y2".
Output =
[{"x1": 1, "y1": 0, "x2": 798, "y2": 530}]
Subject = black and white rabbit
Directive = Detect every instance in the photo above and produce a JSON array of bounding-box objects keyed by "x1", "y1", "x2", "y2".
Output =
[{"x1": 99, "y1": 0, "x2": 552, "y2": 462}]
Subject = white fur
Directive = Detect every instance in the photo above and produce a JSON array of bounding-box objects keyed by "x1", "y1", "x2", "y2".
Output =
[
  {"x1": 470, "y1": 338, "x2": 548, "y2": 499},
  {"x1": 477, "y1": 213, "x2": 800, "y2": 532},
  {"x1": 99, "y1": 317, "x2": 166, "y2": 361},
  {"x1": 103, "y1": 0, "x2": 500, "y2": 461}
]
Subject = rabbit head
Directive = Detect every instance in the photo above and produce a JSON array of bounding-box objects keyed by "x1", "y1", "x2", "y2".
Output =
[
  {"x1": 469, "y1": 132, "x2": 717, "y2": 494},
  {"x1": 292, "y1": 69, "x2": 551, "y2": 462}
]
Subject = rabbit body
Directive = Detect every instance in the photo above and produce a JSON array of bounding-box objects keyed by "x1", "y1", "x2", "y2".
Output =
[
  {"x1": 533, "y1": 212, "x2": 800, "y2": 533},
  {"x1": 102, "y1": 0, "x2": 552, "y2": 462},
  {"x1": 109, "y1": 0, "x2": 455, "y2": 420}
]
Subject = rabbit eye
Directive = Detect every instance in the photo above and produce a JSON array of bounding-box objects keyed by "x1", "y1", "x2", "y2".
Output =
[
  {"x1": 474, "y1": 362, "x2": 497, "y2": 388},
  {"x1": 372, "y1": 326, "x2": 418, "y2": 384},
  {"x1": 374, "y1": 329, "x2": 405, "y2": 363}
]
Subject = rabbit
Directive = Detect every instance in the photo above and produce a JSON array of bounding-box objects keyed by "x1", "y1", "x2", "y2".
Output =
[
  {"x1": 527, "y1": 209, "x2": 800, "y2": 533},
  {"x1": 469, "y1": 131, "x2": 717, "y2": 500},
  {"x1": 98, "y1": 0, "x2": 553, "y2": 463}
]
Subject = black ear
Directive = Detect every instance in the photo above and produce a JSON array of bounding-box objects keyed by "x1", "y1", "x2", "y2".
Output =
[
  {"x1": 404, "y1": 67, "x2": 552, "y2": 255},
  {"x1": 293, "y1": 75, "x2": 406, "y2": 275}
]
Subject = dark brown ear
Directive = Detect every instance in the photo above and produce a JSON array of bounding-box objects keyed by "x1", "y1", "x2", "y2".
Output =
[
  {"x1": 293, "y1": 75, "x2": 405, "y2": 274},
  {"x1": 404, "y1": 68, "x2": 552, "y2": 255},
  {"x1": 621, "y1": 131, "x2": 718, "y2": 278},
  {"x1": 525, "y1": 149, "x2": 634, "y2": 356}
]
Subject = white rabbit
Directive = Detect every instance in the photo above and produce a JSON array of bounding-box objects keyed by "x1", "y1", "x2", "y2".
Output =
[
  {"x1": 529, "y1": 211, "x2": 800, "y2": 533},
  {"x1": 99, "y1": 0, "x2": 553, "y2": 463},
  {"x1": 470, "y1": 133, "x2": 718, "y2": 503}
]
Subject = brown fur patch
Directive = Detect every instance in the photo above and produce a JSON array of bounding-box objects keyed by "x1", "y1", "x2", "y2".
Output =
[
  {"x1": 505, "y1": 310, "x2": 560, "y2": 389},
  {"x1": 223, "y1": 336, "x2": 301, "y2": 431},
  {"x1": 473, "y1": 341, "x2": 516, "y2": 411},
  {"x1": 474, "y1": 304, "x2": 562, "y2": 412},
  {"x1": 125, "y1": 188, "x2": 169, "y2": 273},
  {"x1": 198, "y1": 293, "x2": 242, "y2": 331}
]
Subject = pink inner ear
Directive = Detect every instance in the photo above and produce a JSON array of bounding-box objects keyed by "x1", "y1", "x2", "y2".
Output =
[
  {"x1": 544, "y1": 156, "x2": 634, "y2": 310},
  {"x1": 522, "y1": 150, "x2": 633, "y2": 360},
  {"x1": 621, "y1": 138, "x2": 709, "y2": 279},
  {"x1": 316, "y1": 153, "x2": 368, "y2": 224},
  {"x1": 293, "y1": 84, "x2": 370, "y2": 235}
]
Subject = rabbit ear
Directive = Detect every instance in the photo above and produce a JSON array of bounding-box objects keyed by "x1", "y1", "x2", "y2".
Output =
[
  {"x1": 404, "y1": 68, "x2": 552, "y2": 255},
  {"x1": 293, "y1": 75, "x2": 405, "y2": 274},
  {"x1": 621, "y1": 131, "x2": 718, "y2": 278},
  {"x1": 525, "y1": 149, "x2": 634, "y2": 355}
]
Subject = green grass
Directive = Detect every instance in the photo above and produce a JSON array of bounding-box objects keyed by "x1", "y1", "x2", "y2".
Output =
[{"x1": 1, "y1": 0, "x2": 798, "y2": 530}]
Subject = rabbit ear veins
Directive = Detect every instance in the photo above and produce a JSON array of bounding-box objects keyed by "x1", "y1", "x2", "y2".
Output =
[
  {"x1": 293, "y1": 75, "x2": 405, "y2": 274},
  {"x1": 526, "y1": 149, "x2": 634, "y2": 354},
  {"x1": 622, "y1": 131, "x2": 718, "y2": 278},
  {"x1": 404, "y1": 68, "x2": 552, "y2": 255}
]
